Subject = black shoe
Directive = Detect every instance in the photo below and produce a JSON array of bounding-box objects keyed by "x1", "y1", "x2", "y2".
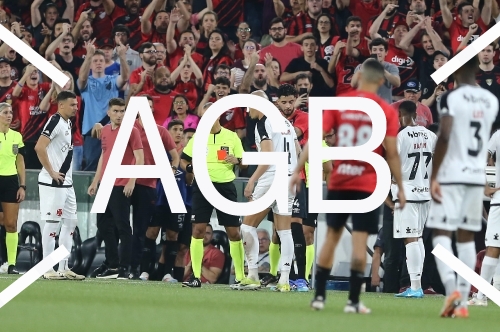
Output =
[
  {"x1": 96, "y1": 268, "x2": 119, "y2": 279},
  {"x1": 260, "y1": 273, "x2": 280, "y2": 287},
  {"x1": 128, "y1": 269, "x2": 140, "y2": 280},
  {"x1": 90, "y1": 263, "x2": 107, "y2": 278},
  {"x1": 182, "y1": 276, "x2": 201, "y2": 288},
  {"x1": 7, "y1": 265, "x2": 19, "y2": 274},
  {"x1": 117, "y1": 267, "x2": 129, "y2": 280}
]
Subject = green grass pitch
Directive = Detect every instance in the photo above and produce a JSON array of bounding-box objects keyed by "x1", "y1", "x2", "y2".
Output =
[{"x1": 0, "y1": 276, "x2": 498, "y2": 332}]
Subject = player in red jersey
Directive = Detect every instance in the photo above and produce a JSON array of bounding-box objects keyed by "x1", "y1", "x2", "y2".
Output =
[
  {"x1": 328, "y1": 16, "x2": 370, "y2": 96},
  {"x1": 291, "y1": 59, "x2": 405, "y2": 313}
]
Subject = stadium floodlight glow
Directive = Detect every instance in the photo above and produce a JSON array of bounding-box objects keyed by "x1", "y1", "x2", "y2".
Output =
[
  {"x1": 0, "y1": 25, "x2": 69, "y2": 87},
  {"x1": 0, "y1": 245, "x2": 69, "y2": 309},
  {"x1": 433, "y1": 244, "x2": 500, "y2": 306},
  {"x1": 90, "y1": 97, "x2": 186, "y2": 214},
  {"x1": 431, "y1": 21, "x2": 500, "y2": 84},
  {"x1": 308, "y1": 97, "x2": 391, "y2": 213},
  {"x1": 193, "y1": 94, "x2": 289, "y2": 216}
]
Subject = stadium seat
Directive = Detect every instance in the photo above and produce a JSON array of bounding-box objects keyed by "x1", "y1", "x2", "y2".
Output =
[
  {"x1": 16, "y1": 221, "x2": 43, "y2": 273},
  {"x1": 77, "y1": 236, "x2": 98, "y2": 277},
  {"x1": 211, "y1": 230, "x2": 231, "y2": 284}
]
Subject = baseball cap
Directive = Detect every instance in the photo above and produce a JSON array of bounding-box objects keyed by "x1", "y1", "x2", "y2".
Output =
[
  {"x1": 404, "y1": 78, "x2": 421, "y2": 92},
  {"x1": 432, "y1": 50, "x2": 450, "y2": 61},
  {"x1": 0, "y1": 57, "x2": 11, "y2": 65},
  {"x1": 97, "y1": 38, "x2": 115, "y2": 49}
]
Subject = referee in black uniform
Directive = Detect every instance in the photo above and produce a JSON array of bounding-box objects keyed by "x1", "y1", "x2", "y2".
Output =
[{"x1": 0, "y1": 102, "x2": 25, "y2": 274}]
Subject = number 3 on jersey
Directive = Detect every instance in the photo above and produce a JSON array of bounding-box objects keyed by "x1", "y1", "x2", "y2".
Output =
[{"x1": 468, "y1": 121, "x2": 482, "y2": 157}]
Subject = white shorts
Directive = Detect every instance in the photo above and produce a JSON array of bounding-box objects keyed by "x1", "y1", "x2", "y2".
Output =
[
  {"x1": 485, "y1": 205, "x2": 500, "y2": 248},
  {"x1": 393, "y1": 201, "x2": 430, "y2": 238},
  {"x1": 39, "y1": 185, "x2": 77, "y2": 221},
  {"x1": 252, "y1": 174, "x2": 295, "y2": 216},
  {"x1": 427, "y1": 184, "x2": 484, "y2": 232}
]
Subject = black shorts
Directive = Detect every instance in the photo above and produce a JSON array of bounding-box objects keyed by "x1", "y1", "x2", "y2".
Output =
[
  {"x1": 0, "y1": 175, "x2": 19, "y2": 203},
  {"x1": 177, "y1": 208, "x2": 192, "y2": 247},
  {"x1": 191, "y1": 180, "x2": 241, "y2": 227},
  {"x1": 326, "y1": 190, "x2": 380, "y2": 235},
  {"x1": 292, "y1": 180, "x2": 307, "y2": 220},
  {"x1": 303, "y1": 187, "x2": 318, "y2": 228},
  {"x1": 151, "y1": 204, "x2": 185, "y2": 232}
]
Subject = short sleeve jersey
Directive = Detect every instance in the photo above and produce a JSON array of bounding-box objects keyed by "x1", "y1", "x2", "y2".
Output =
[
  {"x1": 182, "y1": 127, "x2": 244, "y2": 183},
  {"x1": 0, "y1": 129, "x2": 24, "y2": 176},
  {"x1": 488, "y1": 130, "x2": 500, "y2": 205},
  {"x1": 38, "y1": 113, "x2": 74, "y2": 187},
  {"x1": 323, "y1": 90, "x2": 400, "y2": 192},
  {"x1": 254, "y1": 115, "x2": 297, "y2": 176},
  {"x1": 436, "y1": 85, "x2": 499, "y2": 185},
  {"x1": 391, "y1": 126, "x2": 437, "y2": 202}
]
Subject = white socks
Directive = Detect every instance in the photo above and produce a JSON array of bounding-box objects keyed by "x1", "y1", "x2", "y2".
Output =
[
  {"x1": 406, "y1": 242, "x2": 423, "y2": 290},
  {"x1": 277, "y1": 229, "x2": 294, "y2": 285},
  {"x1": 418, "y1": 238, "x2": 425, "y2": 274},
  {"x1": 433, "y1": 236, "x2": 456, "y2": 296},
  {"x1": 478, "y1": 256, "x2": 499, "y2": 300},
  {"x1": 493, "y1": 261, "x2": 500, "y2": 290},
  {"x1": 456, "y1": 242, "x2": 476, "y2": 307},
  {"x1": 42, "y1": 221, "x2": 60, "y2": 260},
  {"x1": 241, "y1": 224, "x2": 259, "y2": 280},
  {"x1": 58, "y1": 219, "x2": 78, "y2": 272}
]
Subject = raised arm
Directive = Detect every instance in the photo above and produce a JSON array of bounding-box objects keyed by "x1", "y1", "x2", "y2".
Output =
[
  {"x1": 116, "y1": 42, "x2": 131, "y2": 89},
  {"x1": 63, "y1": 0, "x2": 75, "y2": 24},
  {"x1": 238, "y1": 51, "x2": 260, "y2": 94},
  {"x1": 31, "y1": 0, "x2": 44, "y2": 28},
  {"x1": 273, "y1": 0, "x2": 285, "y2": 17},
  {"x1": 46, "y1": 24, "x2": 72, "y2": 61},
  {"x1": 439, "y1": 0, "x2": 453, "y2": 29},
  {"x1": 166, "y1": 8, "x2": 180, "y2": 54},
  {"x1": 141, "y1": 0, "x2": 159, "y2": 35},
  {"x1": 78, "y1": 39, "x2": 96, "y2": 91},
  {"x1": 102, "y1": 0, "x2": 116, "y2": 16},
  {"x1": 482, "y1": 0, "x2": 492, "y2": 25}
]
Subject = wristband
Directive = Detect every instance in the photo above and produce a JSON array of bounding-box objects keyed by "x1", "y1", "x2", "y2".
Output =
[
  {"x1": 186, "y1": 164, "x2": 193, "y2": 173},
  {"x1": 19, "y1": 185, "x2": 26, "y2": 190}
]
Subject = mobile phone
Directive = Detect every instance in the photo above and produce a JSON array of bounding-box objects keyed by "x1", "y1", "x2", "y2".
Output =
[
  {"x1": 299, "y1": 88, "x2": 308, "y2": 96},
  {"x1": 370, "y1": 54, "x2": 378, "y2": 60}
]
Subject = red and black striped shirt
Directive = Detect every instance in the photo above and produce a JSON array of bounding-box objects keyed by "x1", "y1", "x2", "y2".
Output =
[
  {"x1": 75, "y1": 1, "x2": 113, "y2": 41},
  {"x1": 174, "y1": 79, "x2": 200, "y2": 111},
  {"x1": 213, "y1": 0, "x2": 244, "y2": 27},
  {"x1": 109, "y1": 6, "x2": 145, "y2": 51},
  {"x1": 15, "y1": 83, "x2": 51, "y2": 142},
  {"x1": 386, "y1": 39, "x2": 417, "y2": 97},
  {"x1": 288, "y1": 12, "x2": 316, "y2": 36},
  {"x1": 202, "y1": 55, "x2": 233, "y2": 91}
]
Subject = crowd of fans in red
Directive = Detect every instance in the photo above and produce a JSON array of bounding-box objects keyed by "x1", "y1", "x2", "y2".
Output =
[{"x1": 1, "y1": 0, "x2": 500, "y2": 173}]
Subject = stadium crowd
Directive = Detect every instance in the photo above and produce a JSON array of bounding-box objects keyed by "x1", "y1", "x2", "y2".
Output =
[{"x1": 1, "y1": 0, "x2": 500, "y2": 298}]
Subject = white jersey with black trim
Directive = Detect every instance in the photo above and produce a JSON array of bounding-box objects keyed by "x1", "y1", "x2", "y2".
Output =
[
  {"x1": 254, "y1": 115, "x2": 297, "y2": 176},
  {"x1": 392, "y1": 125, "x2": 437, "y2": 202},
  {"x1": 488, "y1": 130, "x2": 500, "y2": 205},
  {"x1": 38, "y1": 113, "x2": 74, "y2": 187},
  {"x1": 436, "y1": 85, "x2": 499, "y2": 185}
]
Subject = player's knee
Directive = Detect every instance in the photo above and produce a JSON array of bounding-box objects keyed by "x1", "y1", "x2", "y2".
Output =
[
  {"x1": 146, "y1": 227, "x2": 160, "y2": 239},
  {"x1": 225, "y1": 227, "x2": 241, "y2": 241},
  {"x1": 3, "y1": 222, "x2": 17, "y2": 233},
  {"x1": 486, "y1": 246, "x2": 500, "y2": 258},
  {"x1": 166, "y1": 230, "x2": 178, "y2": 241},
  {"x1": 192, "y1": 224, "x2": 206, "y2": 239}
]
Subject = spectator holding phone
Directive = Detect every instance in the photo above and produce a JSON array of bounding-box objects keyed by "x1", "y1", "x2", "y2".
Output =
[{"x1": 351, "y1": 38, "x2": 400, "y2": 104}]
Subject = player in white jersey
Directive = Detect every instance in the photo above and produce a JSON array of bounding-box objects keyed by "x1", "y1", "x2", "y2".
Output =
[
  {"x1": 34, "y1": 91, "x2": 85, "y2": 280},
  {"x1": 235, "y1": 90, "x2": 300, "y2": 292},
  {"x1": 468, "y1": 129, "x2": 500, "y2": 306},
  {"x1": 393, "y1": 101, "x2": 437, "y2": 298},
  {"x1": 427, "y1": 55, "x2": 499, "y2": 318}
]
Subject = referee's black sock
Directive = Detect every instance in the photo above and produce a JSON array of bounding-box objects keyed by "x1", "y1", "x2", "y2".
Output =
[
  {"x1": 174, "y1": 266, "x2": 184, "y2": 281},
  {"x1": 315, "y1": 266, "x2": 331, "y2": 299},
  {"x1": 291, "y1": 222, "x2": 306, "y2": 280},
  {"x1": 164, "y1": 240, "x2": 179, "y2": 277},
  {"x1": 140, "y1": 237, "x2": 156, "y2": 274},
  {"x1": 348, "y1": 269, "x2": 365, "y2": 304}
]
